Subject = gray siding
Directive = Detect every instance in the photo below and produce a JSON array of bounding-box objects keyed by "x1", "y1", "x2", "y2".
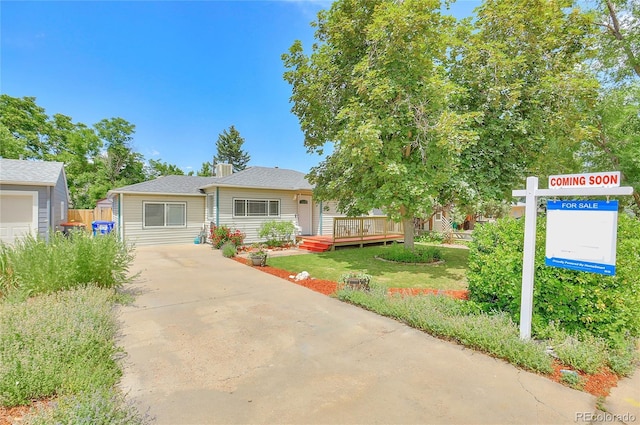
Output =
[
  {"x1": 120, "y1": 194, "x2": 206, "y2": 246},
  {"x1": 214, "y1": 187, "x2": 299, "y2": 244},
  {"x1": 51, "y1": 172, "x2": 69, "y2": 229}
]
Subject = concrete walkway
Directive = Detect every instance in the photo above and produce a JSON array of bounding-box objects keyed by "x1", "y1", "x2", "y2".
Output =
[{"x1": 119, "y1": 244, "x2": 604, "y2": 424}]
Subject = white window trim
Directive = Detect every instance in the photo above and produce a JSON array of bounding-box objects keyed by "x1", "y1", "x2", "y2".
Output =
[
  {"x1": 143, "y1": 201, "x2": 187, "y2": 228},
  {"x1": 233, "y1": 198, "x2": 281, "y2": 218}
]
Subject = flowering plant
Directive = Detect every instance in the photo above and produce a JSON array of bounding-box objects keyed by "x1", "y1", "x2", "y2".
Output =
[{"x1": 209, "y1": 225, "x2": 245, "y2": 249}]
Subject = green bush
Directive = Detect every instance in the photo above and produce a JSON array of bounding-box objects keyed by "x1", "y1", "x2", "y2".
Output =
[
  {"x1": 220, "y1": 241, "x2": 237, "y2": 258},
  {"x1": 378, "y1": 243, "x2": 443, "y2": 263},
  {"x1": 0, "y1": 287, "x2": 121, "y2": 407},
  {"x1": 0, "y1": 232, "x2": 135, "y2": 299},
  {"x1": 467, "y1": 214, "x2": 640, "y2": 346},
  {"x1": 417, "y1": 231, "x2": 445, "y2": 244},
  {"x1": 258, "y1": 220, "x2": 296, "y2": 246}
]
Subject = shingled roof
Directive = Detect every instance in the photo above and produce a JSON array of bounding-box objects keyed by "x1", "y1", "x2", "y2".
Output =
[
  {"x1": 201, "y1": 166, "x2": 312, "y2": 191},
  {"x1": 109, "y1": 175, "x2": 219, "y2": 195},
  {"x1": 109, "y1": 166, "x2": 312, "y2": 196},
  {"x1": 0, "y1": 158, "x2": 66, "y2": 186}
]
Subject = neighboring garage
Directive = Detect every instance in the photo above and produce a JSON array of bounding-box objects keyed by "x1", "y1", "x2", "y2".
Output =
[
  {"x1": 0, "y1": 191, "x2": 38, "y2": 243},
  {"x1": 0, "y1": 159, "x2": 70, "y2": 244}
]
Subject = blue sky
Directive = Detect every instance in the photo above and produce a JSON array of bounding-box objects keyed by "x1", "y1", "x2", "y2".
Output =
[{"x1": 1, "y1": 0, "x2": 480, "y2": 174}]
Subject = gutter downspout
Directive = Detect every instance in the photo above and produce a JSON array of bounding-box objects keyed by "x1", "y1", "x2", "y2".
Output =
[{"x1": 216, "y1": 187, "x2": 220, "y2": 226}]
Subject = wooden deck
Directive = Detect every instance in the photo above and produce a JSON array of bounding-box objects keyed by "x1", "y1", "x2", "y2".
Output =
[{"x1": 298, "y1": 217, "x2": 404, "y2": 251}]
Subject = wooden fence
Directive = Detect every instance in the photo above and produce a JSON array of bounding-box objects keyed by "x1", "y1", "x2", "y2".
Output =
[{"x1": 67, "y1": 208, "x2": 113, "y2": 231}]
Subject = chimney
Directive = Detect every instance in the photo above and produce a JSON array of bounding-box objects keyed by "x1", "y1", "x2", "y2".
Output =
[{"x1": 215, "y1": 163, "x2": 233, "y2": 177}]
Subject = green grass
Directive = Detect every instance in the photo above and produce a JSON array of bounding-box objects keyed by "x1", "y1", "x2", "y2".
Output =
[
  {"x1": 268, "y1": 244, "x2": 468, "y2": 290},
  {"x1": 338, "y1": 286, "x2": 554, "y2": 374}
]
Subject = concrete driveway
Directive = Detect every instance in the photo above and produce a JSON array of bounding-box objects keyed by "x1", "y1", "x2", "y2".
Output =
[{"x1": 119, "y1": 244, "x2": 598, "y2": 424}]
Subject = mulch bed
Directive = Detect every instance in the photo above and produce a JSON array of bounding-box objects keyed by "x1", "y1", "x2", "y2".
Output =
[
  {"x1": 234, "y1": 255, "x2": 619, "y2": 397},
  {"x1": 388, "y1": 288, "x2": 469, "y2": 300}
]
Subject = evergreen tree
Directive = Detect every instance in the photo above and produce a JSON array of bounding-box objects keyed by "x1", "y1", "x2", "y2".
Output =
[{"x1": 213, "y1": 125, "x2": 250, "y2": 172}]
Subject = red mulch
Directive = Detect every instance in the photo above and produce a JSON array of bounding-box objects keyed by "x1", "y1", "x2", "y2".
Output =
[
  {"x1": 232, "y1": 256, "x2": 338, "y2": 295},
  {"x1": 1, "y1": 405, "x2": 30, "y2": 425},
  {"x1": 550, "y1": 361, "x2": 619, "y2": 397},
  {"x1": 388, "y1": 287, "x2": 469, "y2": 300},
  {"x1": 235, "y1": 255, "x2": 619, "y2": 397}
]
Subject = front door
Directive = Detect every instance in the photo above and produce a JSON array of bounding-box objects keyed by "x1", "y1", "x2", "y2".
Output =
[{"x1": 297, "y1": 195, "x2": 312, "y2": 235}]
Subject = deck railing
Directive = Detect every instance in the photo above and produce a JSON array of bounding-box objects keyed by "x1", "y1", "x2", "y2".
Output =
[{"x1": 333, "y1": 216, "x2": 403, "y2": 241}]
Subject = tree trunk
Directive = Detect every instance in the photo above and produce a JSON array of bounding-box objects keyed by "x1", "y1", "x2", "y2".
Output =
[{"x1": 403, "y1": 217, "x2": 415, "y2": 250}]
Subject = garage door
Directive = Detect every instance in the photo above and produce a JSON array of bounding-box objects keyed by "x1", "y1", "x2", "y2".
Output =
[{"x1": 0, "y1": 191, "x2": 38, "y2": 244}]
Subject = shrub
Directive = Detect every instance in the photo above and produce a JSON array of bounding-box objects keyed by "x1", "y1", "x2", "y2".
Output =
[
  {"x1": 378, "y1": 243, "x2": 443, "y2": 263},
  {"x1": 220, "y1": 242, "x2": 237, "y2": 258},
  {"x1": 417, "y1": 231, "x2": 445, "y2": 244},
  {"x1": 0, "y1": 287, "x2": 121, "y2": 407},
  {"x1": 0, "y1": 232, "x2": 135, "y2": 299},
  {"x1": 258, "y1": 220, "x2": 296, "y2": 246},
  {"x1": 467, "y1": 214, "x2": 640, "y2": 346},
  {"x1": 209, "y1": 225, "x2": 245, "y2": 249}
]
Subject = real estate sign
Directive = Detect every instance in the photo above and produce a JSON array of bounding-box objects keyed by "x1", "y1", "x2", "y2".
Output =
[
  {"x1": 512, "y1": 172, "x2": 632, "y2": 340},
  {"x1": 545, "y1": 200, "x2": 619, "y2": 275}
]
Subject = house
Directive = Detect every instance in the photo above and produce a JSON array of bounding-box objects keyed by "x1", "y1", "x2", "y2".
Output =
[
  {"x1": 107, "y1": 165, "x2": 344, "y2": 246},
  {"x1": 0, "y1": 158, "x2": 70, "y2": 244}
]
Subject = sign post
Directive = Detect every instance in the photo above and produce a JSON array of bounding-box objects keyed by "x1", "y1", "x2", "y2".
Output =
[{"x1": 512, "y1": 172, "x2": 632, "y2": 340}]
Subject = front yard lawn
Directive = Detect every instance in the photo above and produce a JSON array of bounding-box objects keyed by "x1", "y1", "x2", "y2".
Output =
[{"x1": 267, "y1": 244, "x2": 468, "y2": 290}]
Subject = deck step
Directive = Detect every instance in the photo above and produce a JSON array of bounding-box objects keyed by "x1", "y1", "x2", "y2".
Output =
[{"x1": 298, "y1": 239, "x2": 332, "y2": 252}]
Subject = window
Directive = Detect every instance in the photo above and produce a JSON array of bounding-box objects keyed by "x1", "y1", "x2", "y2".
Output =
[
  {"x1": 233, "y1": 199, "x2": 280, "y2": 217},
  {"x1": 207, "y1": 194, "x2": 215, "y2": 219},
  {"x1": 143, "y1": 202, "x2": 186, "y2": 227}
]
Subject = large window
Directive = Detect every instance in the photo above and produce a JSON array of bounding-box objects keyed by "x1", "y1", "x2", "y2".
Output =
[
  {"x1": 143, "y1": 202, "x2": 186, "y2": 228},
  {"x1": 233, "y1": 199, "x2": 280, "y2": 217}
]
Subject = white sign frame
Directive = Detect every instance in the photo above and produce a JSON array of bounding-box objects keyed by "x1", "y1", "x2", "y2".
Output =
[{"x1": 512, "y1": 175, "x2": 632, "y2": 340}]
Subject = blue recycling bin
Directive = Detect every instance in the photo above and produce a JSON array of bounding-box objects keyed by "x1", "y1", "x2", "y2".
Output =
[{"x1": 92, "y1": 220, "x2": 115, "y2": 236}]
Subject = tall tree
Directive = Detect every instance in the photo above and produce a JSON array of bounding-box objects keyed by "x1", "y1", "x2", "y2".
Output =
[
  {"x1": 0, "y1": 95, "x2": 50, "y2": 159},
  {"x1": 94, "y1": 117, "x2": 146, "y2": 188},
  {"x1": 452, "y1": 0, "x2": 599, "y2": 205},
  {"x1": 213, "y1": 125, "x2": 250, "y2": 172},
  {"x1": 588, "y1": 0, "x2": 640, "y2": 211},
  {"x1": 196, "y1": 161, "x2": 213, "y2": 177},
  {"x1": 594, "y1": 0, "x2": 640, "y2": 83},
  {"x1": 283, "y1": 0, "x2": 478, "y2": 249},
  {"x1": 146, "y1": 159, "x2": 185, "y2": 179}
]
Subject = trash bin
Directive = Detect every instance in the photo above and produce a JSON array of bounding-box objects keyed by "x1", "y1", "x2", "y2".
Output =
[{"x1": 92, "y1": 220, "x2": 115, "y2": 236}]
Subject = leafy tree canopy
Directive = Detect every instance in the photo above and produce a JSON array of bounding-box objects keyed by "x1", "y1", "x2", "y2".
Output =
[
  {"x1": 213, "y1": 125, "x2": 250, "y2": 173},
  {"x1": 283, "y1": 0, "x2": 478, "y2": 248},
  {"x1": 146, "y1": 159, "x2": 185, "y2": 179}
]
